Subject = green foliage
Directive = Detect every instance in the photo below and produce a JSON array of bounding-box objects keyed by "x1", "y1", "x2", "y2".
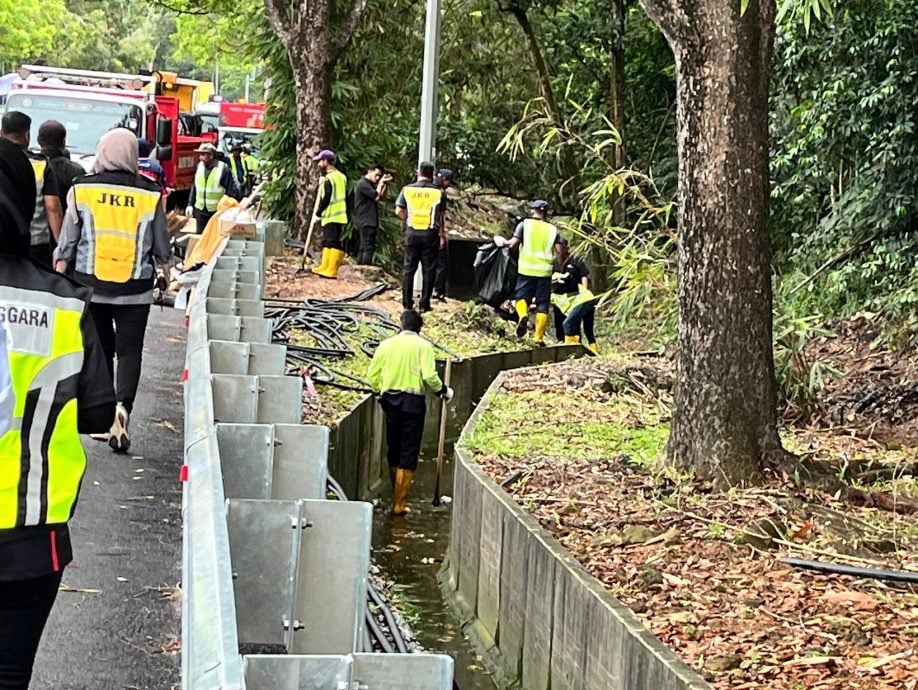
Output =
[
  {"x1": 771, "y1": 0, "x2": 918, "y2": 335},
  {"x1": 772, "y1": 309, "x2": 839, "y2": 420}
]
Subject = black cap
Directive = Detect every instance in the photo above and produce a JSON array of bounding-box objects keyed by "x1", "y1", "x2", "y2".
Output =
[{"x1": 438, "y1": 168, "x2": 455, "y2": 181}]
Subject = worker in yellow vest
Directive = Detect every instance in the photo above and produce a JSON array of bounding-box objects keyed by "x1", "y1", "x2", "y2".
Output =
[
  {"x1": 311, "y1": 149, "x2": 348, "y2": 279},
  {"x1": 395, "y1": 162, "x2": 446, "y2": 312},
  {"x1": 185, "y1": 143, "x2": 240, "y2": 233},
  {"x1": 1, "y1": 210, "x2": 115, "y2": 687},
  {"x1": 55, "y1": 128, "x2": 171, "y2": 454},
  {"x1": 494, "y1": 199, "x2": 558, "y2": 345},
  {"x1": 367, "y1": 309, "x2": 454, "y2": 515}
]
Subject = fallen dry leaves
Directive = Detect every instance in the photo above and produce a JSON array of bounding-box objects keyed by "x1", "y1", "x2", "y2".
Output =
[{"x1": 474, "y1": 359, "x2": 918, "y2": 690}]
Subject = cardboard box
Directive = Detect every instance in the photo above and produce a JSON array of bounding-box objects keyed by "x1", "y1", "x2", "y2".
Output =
[{"x1": 218, "y1": 217, "x2": 257, "y2": 238}]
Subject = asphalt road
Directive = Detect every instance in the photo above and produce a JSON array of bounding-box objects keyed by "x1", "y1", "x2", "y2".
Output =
[{"x1": 31, "y1": 307, "x2": 185, "y2": 690}]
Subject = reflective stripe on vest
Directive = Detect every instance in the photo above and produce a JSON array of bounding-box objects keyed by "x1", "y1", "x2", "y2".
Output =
[
  {"x1": 518, "y1": 219, "x2": 558, "y2": 278},
  {"x1": 28, "y1": 158, "x2": 48, "y2": 247},
  {"x1": 321, "y1": 169, "x2": 348, "y2": 226},
  {"x1": 229, "y1": 156, "x2": 248, "y2": 184},
  {"x1": 402, "y1": 186, "x2": 443, "y2": 231},
  {"x1": 194, "y1": 162, "x2": 227, "y2": 212},
  {"x1": 0, "y1": 285, "x2": 86, "y2": 529},
  {"x1": 73, "y1": 183, "x2": 161, "y2": 284}
]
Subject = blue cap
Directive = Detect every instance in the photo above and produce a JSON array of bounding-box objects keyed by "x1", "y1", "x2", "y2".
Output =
[
  {"x1": 312, "y1": 149, "x2": 336, "y2": 162},
  {"x1": 531, "y1": 199, "x2": 549, "y2": 211}
]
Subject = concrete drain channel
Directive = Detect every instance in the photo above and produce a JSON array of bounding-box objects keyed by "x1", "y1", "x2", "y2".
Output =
[{"x1": 182, "y1": 237, "x2": 454, "y2": 689}]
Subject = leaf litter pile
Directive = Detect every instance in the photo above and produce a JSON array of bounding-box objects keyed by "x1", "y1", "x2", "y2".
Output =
[{"x1": 466, "y1": 358, "x2": 918, "y2": 689}]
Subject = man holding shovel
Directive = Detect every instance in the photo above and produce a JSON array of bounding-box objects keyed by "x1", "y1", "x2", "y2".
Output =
[{"x1": 367, "y1": 310, "x2": 454, "y2": 515}]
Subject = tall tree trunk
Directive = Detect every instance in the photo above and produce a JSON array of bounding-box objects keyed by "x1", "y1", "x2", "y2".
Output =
[
  {"x1": 639, "y1": 0, "x2": 785, "y2": 485},
  {"x1": 290, "y1": 46, "x2": 334, "y2": 241},
  {"x1": 264, "y1": 0, "x2": 369, "y2": 238}
]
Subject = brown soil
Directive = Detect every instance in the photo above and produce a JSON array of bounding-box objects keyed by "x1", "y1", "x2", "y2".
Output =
[{"x1": 474, "y1": 359, "x2": 918, "y2": 690}]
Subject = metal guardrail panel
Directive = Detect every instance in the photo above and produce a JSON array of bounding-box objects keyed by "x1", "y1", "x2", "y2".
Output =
[
  {"x1": 217, "y1": 424, "x2": 274, "y2": 500},
  {"x1": 207, "y1": 298, "x2": 265, "y2": 317},
  {"x1": 212, "y1": 268, "x2": 260, "y2": 285},
  {"x1": 210, "y1": 341, "x2": 251, "y2": 375},
  {"x1": 272, "y1": 424, "x2": 328, "y2": 501},
  {"x1": 352, "y1": 653, "x2": 455, "y2": 689},
  {"x1": 293, "y1": 500, "x2": 372, "y2": 655},
  {"x1": 248, "y1": 343, "x2": 287, "y2": 375},
  {"x1": 256, "y1": 376, "x2": 303, "y2": 424},
  {"x1": 207, "y1": 281, "x2": 263, "y2": 301},
  {"x1": 227, "y1": 499, "x2": 299, "y2": 648},
  {"x1": 207, "y1": 314, "x2": 242, "y2": 342},
  {"x1": 212, "y1": 375, "x2": 259, "y2": 423},
  {"x1": 216, "y1": 255, "x2": 262, "y2": 272},
  {"x1": 243, "y1": 655, "x2": 350, "y2": 690}
]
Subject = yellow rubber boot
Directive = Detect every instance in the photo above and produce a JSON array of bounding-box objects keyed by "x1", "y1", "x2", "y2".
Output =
[
  {"x1": 534, "y1": 312, "x2": 549, "y2": 345},
  {"x1": 515, "y1": 299, "x2": 529, "y2": 337},
  {"x1": 311, "y1": 248, "x2": 330, "y2": 275},
  {"x1": 392, "y1": 468, "x2": 414, "y2": 515},
  {"x1": 586, "y1": 341, "x2": 599, "y2": 355},
  {"x1": 564, "y1": 335, "x2": 581, "y2": 344},
  {"x1": 317, "y1": 248, "x2": 344, "y2": 279}
]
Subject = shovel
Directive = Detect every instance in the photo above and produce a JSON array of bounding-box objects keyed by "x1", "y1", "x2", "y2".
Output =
[
  {"x1": 432, "y1": 358, "x2": 453, "y2": 507},
  {"x1": 295, "y1": 180, "x2": 324, "y2": 276}
]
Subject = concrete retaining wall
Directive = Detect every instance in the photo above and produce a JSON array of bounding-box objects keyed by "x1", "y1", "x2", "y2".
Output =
[
  {"x1": 327, "y1": 346, "x2": 582, "y2": 501},
  {"x1": 442, "y1": 371, "x2": 712, "y2": 690}
]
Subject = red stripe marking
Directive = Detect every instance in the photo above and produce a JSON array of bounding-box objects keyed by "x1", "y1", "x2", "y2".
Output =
[
  {"x1": 50, "y1": 529, "x2": 60, "y2": 572},
  {"x1": 180, "y1": 465, "x2": 189, "y2": 482},
  {"x1": 181, "y1": 368, "x2": 189, "y2": 382}
]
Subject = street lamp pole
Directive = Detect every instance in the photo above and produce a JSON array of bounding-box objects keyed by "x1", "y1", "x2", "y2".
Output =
[{"x1": 418, "y1": 0, "x2": 443, "y2": 166}]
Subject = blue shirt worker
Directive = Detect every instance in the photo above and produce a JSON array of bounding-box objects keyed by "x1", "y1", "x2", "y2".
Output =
[
  {"x1": 494, "y1": 199, "x2": 559, "y2": 345},
  {"x1": 395, "y1": 162, "x2": 446, "y2": 312},
  {"x1": 367, "y1": 310, "x2": 454, "y2": 515},
  {"x1": 185, "y1": 143, "x2": 239, "y2": 234},
  {"x1": 311, "y1": 149, "x2": 349, "y2": 279}
]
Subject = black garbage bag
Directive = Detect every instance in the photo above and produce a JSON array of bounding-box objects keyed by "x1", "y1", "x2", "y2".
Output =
[{"x1": 474, "y1": 242, "x2": 517, "y2": 308}]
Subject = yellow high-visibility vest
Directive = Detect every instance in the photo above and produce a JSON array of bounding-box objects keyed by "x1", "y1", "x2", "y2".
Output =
[
  {"x1": 402, "y1": 186, "x2": 443, "y2": 231},
  {"x1": 366, "y1": 331, "x2": 443, "y2": 396},
  {"x1": 73, "y1": 183, "x2": 161, "y2": 284},
  {"x1": 194, "y1": 161, "x2": 228, "y2": 212},
  {"x1": 0, "y1": 283, "x2": 87, "y2": 529},
  {"x1": 321, "y1": 169, "x2": 348, "y2": 226},
  {"x1": 518, "y1": 219, "x2": 558, "y2": 278}
]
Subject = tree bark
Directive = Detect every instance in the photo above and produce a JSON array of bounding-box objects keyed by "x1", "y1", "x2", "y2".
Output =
[
  {"x1": 263, "y1": 0, "x2": 368, "y2": 238},
  {"x1": 639, "y1": 0, "x2": 785, "y2": 485}
]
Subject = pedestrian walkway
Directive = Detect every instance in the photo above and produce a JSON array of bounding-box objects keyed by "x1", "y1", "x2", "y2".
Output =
[{"x1": 32, "y1": 309, "x2": 185, "y2": 690}]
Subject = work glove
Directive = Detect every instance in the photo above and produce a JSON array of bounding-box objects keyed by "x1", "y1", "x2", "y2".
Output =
[
  {"x1": 493, "y1": 235, "x2": 507, "y2": 248},
  {"x1": 551, "y1": 271, "x2": 569, "y2": 284},
  {"x1": 441, "y1": 386, "x2": 455, "y2": 403},
  {"x1": 184, "y1": 206, "x2": 193, "y2": 217}
]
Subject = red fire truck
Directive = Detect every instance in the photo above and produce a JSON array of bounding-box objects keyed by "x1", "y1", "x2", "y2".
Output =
[
  {"x1": 6, "y1": 65, "x2": 217, "y2": 206},
  {"x1": 215, "y1": 102, "x2": 265, "y2": 156}
]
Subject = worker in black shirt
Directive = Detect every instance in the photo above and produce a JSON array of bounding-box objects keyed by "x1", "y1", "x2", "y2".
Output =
[
  {"x1": 353, "y1": 163, "x2": 392, "y2": 265},
  {"x1": 551, "y1": 236, "x2": 599, "y2": 353},
  {"x1": 432, "y1": 168, "x2": 455, "y2": 301},
  {"x1": 37, "y1": 120, "x2": 84, "y2": 217},
  {"x1": 395, "y1": 162, "x2": 445, "y2": 312}
]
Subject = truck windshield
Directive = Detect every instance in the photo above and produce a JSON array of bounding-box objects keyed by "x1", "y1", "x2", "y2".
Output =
[{"x1": 5, "y1": 93, "x2": 143, "y2": 155}]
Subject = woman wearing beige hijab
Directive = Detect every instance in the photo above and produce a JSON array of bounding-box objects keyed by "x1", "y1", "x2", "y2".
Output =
[{"x1": 55, "y1": 128, "x2": 170, "y2": 453}]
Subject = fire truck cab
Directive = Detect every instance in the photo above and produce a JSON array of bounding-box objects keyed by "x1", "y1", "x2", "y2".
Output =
[{"x1": 5, "y1": 65, "x2": 216, "y2": 206}]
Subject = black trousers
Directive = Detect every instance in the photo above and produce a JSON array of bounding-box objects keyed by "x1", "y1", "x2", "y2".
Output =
[
  {"x1": 402, "y1": 233, "x2": 439, "y2": 310},
  {"x1": 321, "y1": 223, "x2": 344, "y2": 250},
  {"x1": 357, "y1": 225, "x2": 377, "y2": 265},
  {"x1": 433, "y1": 241, "x2": 448, "y2": 297},
  {"x1": 194, "y1": 210, "x2": 214, "y2": 234},
  {"x1": 0, "y1": 571, "x2": 64, "y2": 689},
  {"x1": 379, "y1": 394, "x2": 426, "y2": 471},
  {"x1": 89, "y1": 302, "x2": 151, "y2": 414}
]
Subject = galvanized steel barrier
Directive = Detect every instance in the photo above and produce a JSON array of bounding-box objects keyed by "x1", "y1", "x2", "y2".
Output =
[{"x1": 182, "y1": 236, "x2": 454, "y2": 689}]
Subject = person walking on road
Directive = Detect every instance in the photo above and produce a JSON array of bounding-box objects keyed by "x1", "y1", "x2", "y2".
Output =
[
  {"x1": 54, "y1": 128, "x2": 170, "y2": 454},
  {"x1": 311, "y1": 149, "x2": 349, "y2": 279},
  {"x1": 432, "y1": 168, "x2": 456, "y2": 301},
  {"x1": 353, "y1": 163, "x2": 392, "y2": 265},
  {"x1": 1, "y1": 112, "x2": 63, "y2": 268},
  {"x1": 551, "y1": 236, "x2": 599, "y2": 353},
  {"x1": 185, "y1": 142, "x2": 238, "y2": 233},
  {"x1": 367, "y1": 310, "x2": 454, "y2": 515},
  {"x1": 395, "y1": 162, "x2": 446, "y2": 312},
  {"x1": 37, "y1": 120, "x2": 84, "y2": 218},
  {"x1": 0, "y1": 172, "x2": 115, "y2": 690},
  {"x1": 494, "y1": 199, "x2": 558, "y2": 346}
]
